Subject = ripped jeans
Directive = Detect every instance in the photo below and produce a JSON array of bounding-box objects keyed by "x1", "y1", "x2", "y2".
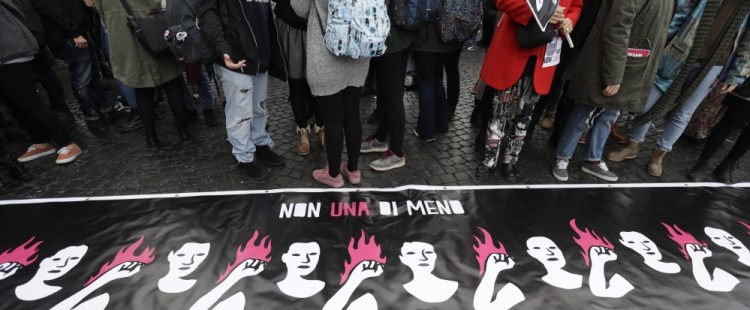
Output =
[{"x1": 215, "y1": 66, "x2": 273, "y2": 163}]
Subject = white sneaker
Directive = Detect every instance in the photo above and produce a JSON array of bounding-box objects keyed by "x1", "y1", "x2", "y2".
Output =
[
  {"x1": 552, "y1": 159, "x2": 569, "y2": 182},
  {"x1": 582, "y1": 161, "x2": 619, "y2": 182}
]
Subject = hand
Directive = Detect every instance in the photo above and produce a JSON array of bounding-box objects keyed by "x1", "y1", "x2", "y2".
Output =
[
  {"x1": 719, "y1": 83, "x2": 738, "y2": 94},
  {"x1": 485, "y1": 253, "x2": 515, "y2": 274},
  {"x1": 348, "y1": 261, "x2": 384, "y2": 284},
  {"x1": 0, "y1": 262, "x2": 21, "y2": 280},
  {"x1": 227, "y1": 259, "x2": 266, "y2": 281},
  {"x1": 73, "y1": 35, "x2": 88, "y2": 49},
  {"x1": 549, "y1": 6, "x2": 566, "y2": 25},
  {"x1": 686, "y1": 244, "x2": 712, "y2": 260},
  {"x1": 223, "y1": 54, "x2": 246, "y2": 70},
  {"x1": 558, "y1": 18, "x2": 573, "y2": 36},
  {"x1": 96, "y1": 262, "x2": 143, "y2": 283},
  {"x1": 603, "y1": 84, "x2": 621, "y2": 97},
  {"x1": 83, "y1": 0, "x2": 95, "y2": 7},
  {"x1": 589, "y1": 246, "x2": 617, "y2": 264}
]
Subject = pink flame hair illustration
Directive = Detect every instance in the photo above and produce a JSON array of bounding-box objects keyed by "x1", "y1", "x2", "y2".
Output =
[
  {"x1": 216, "y1": 230, "x2": 272, "y2": 284},
  {"x1": 84, "y1": 236, "x2": 155, "y2": 286},
  {"x1": 340, "y1": 230, "x2": 387, "y2": 285},
  {"x1": 0, "y1": 237, "x2": 42, "y2": 266},
  {"x1": 570, "y1": 219, "x2": 614, "y2": 267},
  {"x1": 661, "y1": 223, "x2": 708, "y2": 260},
  {"x1": 740, "y1": 221, "x2": 750, "y2": 236},
  {"x1": 472, "y1": 227, "x2": 508, "y2": 276}
]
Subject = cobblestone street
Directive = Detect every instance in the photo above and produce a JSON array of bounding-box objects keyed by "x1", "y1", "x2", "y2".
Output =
[{"x1": 1, "y1": 50, "x2": 748, "y2": 198}]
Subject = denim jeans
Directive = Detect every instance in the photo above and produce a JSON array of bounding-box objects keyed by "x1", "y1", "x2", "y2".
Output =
[
  {"x1": 414, "y1": 50, "x2": 452, "y2": 139},
  {"x1": 556, "y1": 102, "x2": 620, "y2": 161},
  {"x1": 216, "y1": 66, "x2": 273, "y2": 163},
  {"x1": 59, "y1": 37, "x2": 108, "y2": 120},
  {"x1": 182, "y1": 66, "x2": 215, "y2": 111},
  {"x1": 629, "y1": 66, "x2": 723, "y2": 151}
]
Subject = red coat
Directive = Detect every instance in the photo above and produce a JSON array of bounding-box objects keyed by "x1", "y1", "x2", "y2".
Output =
[{"x1": 480, "y1": 0, "x2": 582, "y2": 95}]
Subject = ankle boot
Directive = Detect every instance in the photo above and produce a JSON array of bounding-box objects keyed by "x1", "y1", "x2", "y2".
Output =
[
  {"x1": 647, "y1": 148, "x2": 668, "y2": 177},
  {"x1": 714, "y1": 159, "x2": 738, "y2": 183},
  {"x1": 687, "y1": 159, "x2": 710, "y2": 182},
  {"x1": 607, "y1": 140, "x2": 640, "y2": 162},
  {"x1": 314, "y1": 125, "x2": 326, "y2": 151},
  {"x1": 146, "y1": 133, "x2": 161, "y2": 148},
  {"x1": 609, "y1": 124, "x2": 627, "y2": 144},
  {"x1": 178, "y1": 127, "x2": 192, "y2": 143},
  {"x1": 297, "y1": 126, "x2": 311, "y2": 155}
]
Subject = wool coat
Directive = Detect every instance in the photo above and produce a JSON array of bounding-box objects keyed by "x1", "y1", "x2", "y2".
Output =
[
  {"x1": 566, "y1": 0, "x2": 674, "y2": 112},
  {"x1": 97, "y1": 0, "x2": 184, "y2": 88}
]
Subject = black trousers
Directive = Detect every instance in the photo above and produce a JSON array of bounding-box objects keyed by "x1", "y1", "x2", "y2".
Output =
[
  {"x1": 0, "y1": 61, "x2": 72, "y2": 146},
  {"x1": 317, "y1": 87, "x2": 362, "y2": 177},
  {"x1": 445, "y1": 48, "x2": 461, "y2": 115},
  {"x1": 135, "y1": 78, "x2": 188, "y2": 136},
  {"x1": 288, "y1": 78, "x2": 321, "y2": 129},
  {"x1": 699, "y1": 95, "x2": 750, "y2": 162},
  {"x1": 371, "y1": 47, "x2": 411, "y2": 156}
]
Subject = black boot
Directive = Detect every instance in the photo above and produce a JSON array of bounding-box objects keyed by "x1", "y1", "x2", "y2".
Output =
[
  {"x1": 687, "y1": 159, "x2": 710, "y2": 182},
  {"x1": 714, "y1": 159, "x2": 738, "y2": 184},
  {"x1": 117, "y1": 109, "x2": 143, "y2": 132},
  {"x1": 255, "y1": 145, "x2": 284, "y2": 167},
  {"x1": 0, "y1": 150, "x2": 31, "y2": 182},
  {"x1": 178, "y1": 127, "x2": 192, "y2": 144},
  {"x1": 502, "y1": 163, "x2": 517, "y2": 182},
  {"x1": 146, "y1": 133, "x2": 161, "y2": 148}
]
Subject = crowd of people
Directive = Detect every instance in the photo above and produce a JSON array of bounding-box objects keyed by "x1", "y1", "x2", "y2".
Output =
[{"x1": 0, "y1": 0, "x2": 749, "y2": 188}]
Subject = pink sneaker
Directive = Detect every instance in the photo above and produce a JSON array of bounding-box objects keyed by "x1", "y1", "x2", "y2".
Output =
[
  {"x1": 340, "y1": 162, "x2": 361, "y2": 185},
  {"x1": 312, "y1": 166, "x2": 344, "y2": 188}
]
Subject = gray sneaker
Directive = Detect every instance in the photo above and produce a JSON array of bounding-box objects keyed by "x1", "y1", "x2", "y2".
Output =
[
  {"x1": 361, "y1": 136, "x2": 388, "y2": 154},
  {"x1": 370, "y1": 151, "x2": 406, "y2": 172},
  {"x1": 552, "y1": 159, "x2": 569, "y2": 182},
  {"x1": 582, "y1": 161, "x2": 619, "y2": 182}
]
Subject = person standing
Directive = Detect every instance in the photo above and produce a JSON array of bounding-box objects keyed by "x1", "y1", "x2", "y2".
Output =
[
  {"x1": 478, "y1": 0, "x2": 582, "y2": 180},
  {"x1": 202, "y1": 0, "x2": 287, "y2": 179},
  {"x1": 552, "y1": 0, "x2": 674, "y2": 182},
  {"x1": 292, "y1": 0, "x2": 370, "y2": 188}
]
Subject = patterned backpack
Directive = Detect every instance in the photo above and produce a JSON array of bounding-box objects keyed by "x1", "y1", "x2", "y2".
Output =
[
  {"x1": 315, "y1": 0, "x2": 391, "y2": 59},
  {"x1": 440, "y1": 0, "x2": 482, "y2": 42}
]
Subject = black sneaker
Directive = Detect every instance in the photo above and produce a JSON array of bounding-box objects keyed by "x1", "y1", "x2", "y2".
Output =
[
  {"x1": 255, "y1": 145, "x2": 284, "y2": 167},
  {"x1": 203, "y1": 109, "x2": 218, "y2": 127},
  {"x1": 502, "y1": 163, "x2": 517, "y2": 182},
  {"x1": 238, "y1": 161, "x2": 266, "y2": 179},
  {"x1": 117, "y1": 113, "x2": 143, "y2": 132}
]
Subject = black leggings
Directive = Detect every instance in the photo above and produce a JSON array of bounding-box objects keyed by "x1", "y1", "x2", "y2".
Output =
[
  {"x1": 445, "y1": 48, "x2": 461, "y2": 114},
  {"x1": 135, "y1": 78, "x2": 188, "y2": 136},
  {"x1": 289, "y1": 78, "x2": 321, "y2": 129},
  {"x1": 372, "y1": 47, "x2": 410, "y2": 156},
  {"x1": 0, "y1": 61, "x2": 72, "y2": 147},
  {"x1": 317, "y1": 87, "x2": 362, "y2": 177},
  {"x1": 698, "y1": 95, "x2": 750, "y2": 162}
]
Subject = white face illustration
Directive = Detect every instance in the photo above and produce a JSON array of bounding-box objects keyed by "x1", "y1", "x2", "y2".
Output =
[
  {"x1": 619, "y1": 231, "x2": 662, "y2": 260},
  {"x1": 527, "y1": 237, "x2": 565, "y2": 268},
  {"x1": 37, "y1": 245, "x2": 88, "y2": 281},
  {"x1": 705, "y1": 227, "x2": 747, "y2": 253},
  {"x1": 282, "y1": 242, "x2": 321, "y2": 276},
  {"x1": 400, "y1": 242, "x2": 437, "y2": 272},
  {"x1": 167, "y1": 243, "x2": 210, "y2": 278}
]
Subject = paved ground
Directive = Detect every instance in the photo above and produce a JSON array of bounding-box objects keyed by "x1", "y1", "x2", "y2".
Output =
[{"x1": 1, "y1": 50, "x2": 748, "y2": 198}]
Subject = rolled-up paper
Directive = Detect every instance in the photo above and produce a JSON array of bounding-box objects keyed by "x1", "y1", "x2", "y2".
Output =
[{"x1": 564, "y1": 33, "x2": 574, "y2": 48}]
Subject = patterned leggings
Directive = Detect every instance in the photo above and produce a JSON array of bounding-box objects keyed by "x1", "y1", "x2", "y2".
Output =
[{"x1": 481, "y1": 77, "x2": 540, "y2": 168}]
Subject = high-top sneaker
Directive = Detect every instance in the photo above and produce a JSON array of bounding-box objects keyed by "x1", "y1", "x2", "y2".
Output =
[
  {"x1": 297, "y1": 126, "x2": 311, "y2": 156},
  {"x1": 647, "y1": 148, "x2": 668, "y2": 177}
]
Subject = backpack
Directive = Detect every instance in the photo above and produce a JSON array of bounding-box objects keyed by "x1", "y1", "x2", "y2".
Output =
[
  {"x1": 440, "y1": 0, "x2": 482, "y2": 42},
  {"x1": 164, "y1": 0, "x2": 214, "y2": 64},
  {"x1": 390, "y1": 0, "x2": 444, "y2": 29},
  {"x1": 314, "y1": 0, "x2": 391, "y2": 59}
]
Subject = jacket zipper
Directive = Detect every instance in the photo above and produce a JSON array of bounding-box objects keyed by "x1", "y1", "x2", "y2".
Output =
[
  {"x1": 271, "y1": 17, "x2": 289, "y2": 79},
  {"x1": 238, "y1": 0, "x2": 260, "y2": 74}
]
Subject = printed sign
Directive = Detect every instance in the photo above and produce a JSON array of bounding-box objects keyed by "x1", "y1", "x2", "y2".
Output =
[{"x1": 525, "y1": 0, "x2": 559, "y2": 31}]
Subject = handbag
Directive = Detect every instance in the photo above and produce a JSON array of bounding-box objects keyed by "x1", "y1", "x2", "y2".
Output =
[
  {"x1": 515, "y1": 20, "x2": 556, "y2": 49},
  {"x1": 118, "y1": 0, "x2": 171, "y2": 57}
]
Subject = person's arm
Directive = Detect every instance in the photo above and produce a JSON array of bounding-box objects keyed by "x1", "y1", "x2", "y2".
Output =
[
  {"x1": 494, "y1": 0, "x2": 533, "y2": 26},
  {"x1": 198, "y1": 0, "x2": 245, "y2": 69},
  {"x1": 600, "y1": 0, "x2": 650, "y2": 91},
  {"x1": 722, "y1": 21, "x2": 750, "y2": 92},
  {"x1": 32, "y1": 0, "x2": 81, "y2": 39}
]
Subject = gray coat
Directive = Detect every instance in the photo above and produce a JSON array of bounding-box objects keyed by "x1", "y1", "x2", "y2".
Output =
[
  {"x1": 567, "y1": 0, "x2": 674, "y2": 112},
  {"x1": 291, "y1": 0, "x2": 370, "y2": 97},
  {"x1": 0, "y1": 0, "x2": 38, "y2": 63}
]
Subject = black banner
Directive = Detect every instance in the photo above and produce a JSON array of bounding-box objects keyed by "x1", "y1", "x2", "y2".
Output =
[{"x1": 1, "y1": 184, "x2": 749, "y2": 309}]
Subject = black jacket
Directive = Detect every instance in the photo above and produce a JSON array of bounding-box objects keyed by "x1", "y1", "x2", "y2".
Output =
[
  {"x1": 13, "y1": 0, "x2": 45, "y2": 45},
  {"x1": 33, "y1": 0, "x2": 93, "y2": 46},
  {"x1": 273, "y1": 0, "x2": 306, "y2": 30},
  {"x1": 201, "y1": 0, "x2": 287, "y2": 80}
]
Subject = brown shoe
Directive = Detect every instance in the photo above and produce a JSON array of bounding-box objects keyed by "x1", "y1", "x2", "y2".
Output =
[
  {"x1": 315, "y1": 125, "x2": 326, "y2": 151},
  {"x1": 55, "y1": 143, "x2": 82, "y2": 164},
  {"x1": 578, "y1": 131, "x2": 588, "y2": 144},
  {"x1": 647, "y1": 147, "x2": 668, "y2": 177},
  {"x1": 17, "y1": 144, "x2": 56, "y2": 163},
  {"x1": 539, "y1": 115, "x2": 554, "y2": 129},
  {"x1": 297, "y1": 126, "x2": 311, "y2": 156},
  {"x1": 607, "y1": 140, "x2": 639, "y2": 162},
  {"x1": 609, "y1": 124, "x2": 627, "y2": 144}
]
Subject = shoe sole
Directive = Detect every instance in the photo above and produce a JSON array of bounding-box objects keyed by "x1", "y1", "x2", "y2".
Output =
[
  {"x1": 582, "y1": 166, "x2": 618, "y2": 182},
  {"x1": 370, "y1": 159, "x2": 406, "y2": 172},
  {"x1": 257, "y1": 158, "x2": 285, "y2": 167},
  {"x1": 18, "y1": 149, "x2": 57, "y2": 163},
  {"x1": 606, "y1": 154, "x2": 636, "y2": 162},
  {"x1": 552, "y1": 171, "x2": 569, "y2": 182},
  {"x1": 313, "y1": 174, "x2": 344, "y2": 188},
  {"x1": 55, "y1": 150, "x2": 82, "y2": 164},
  {"x1": 361, "y1": 145, "x2": 389, "y2": 154}
]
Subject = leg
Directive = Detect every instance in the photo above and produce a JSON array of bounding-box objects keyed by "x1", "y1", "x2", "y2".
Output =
[
  {"x1": 289, "y1": 78, "x2": 312, "y2": 129},
  {"x1": 482, "y1": 85, "x2": 513, "y2": 169},
  {"x1": 160, "y1": 78, "x2": 190, "y2": 131},
  {"x1": 413, "y1": 51, "x2": 439, "y2": 140},
  {"x1": 198, "y1": 66, "x2": 214, "y2": 111},
  {"x1": 434, "y1": 52, "x2": 452, "y2": 133},
  {"x1": 501, "y1": 78, "x2": 540, "y2": 170},
  {"x1": 135, "y1": 87, "x2": 157, "y2": 139},
  {"x1": 555, "y1": 102, "x2": 597, "y2": 160},
  {"x1": 702, "y1": 96, "x2": 750, "y2": 161},
  {"x1": 248, "y1": 72, "x2": 273, "y2": 147},
  {"x1": 31, "y1": 54, "x2": 69, "y2": 114},
  {"x1": 317, "y1": 91, "x2": 346, "y2": 177},
  {"x1": 342, "y1": 87, "x2": 363, "y2": 172},
  {"x1": 60, "y1": 38, "x2": 105, "y2": 120},
  {"x1": 585, "y1": 108, "x2": 620, "y2": 161},
  {"x1": 215, "y1": 65, "x2": 258, "y2": 163},
  {"x1": 445, "y1": 49, "x2": 461, "y2": 117},
  {"x1": 627, "y1": 85, "x2": 664, "y2": 142}
]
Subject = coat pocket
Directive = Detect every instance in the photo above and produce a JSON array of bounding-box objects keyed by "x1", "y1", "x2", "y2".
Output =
[
  {"x1": 657, "y1": 40, "x2": 689, "y2": 81},
  {"x1": 620, "y1": 56, "x2": 649, "y2": 99}
]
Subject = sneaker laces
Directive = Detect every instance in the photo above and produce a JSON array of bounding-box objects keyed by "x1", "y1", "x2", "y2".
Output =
[
  {"x1": 555, "y1": 159, "x2": 569, "y2": 169},
  {"x1": 57, "y1": 146, "x2": 71, "y2": 155},
  {"x1": 26, "y1": 145, "x2": 39, "y2": 152},
  {"x1": 596, "y1": 161, "x2": 609, "y2": 171}
]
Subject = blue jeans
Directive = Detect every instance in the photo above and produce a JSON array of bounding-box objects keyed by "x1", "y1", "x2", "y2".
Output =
[
  {"x1": 59, "y1": 37, "x2": 108, "y2": 120},
  {"x1": 628, "y1": 66, "x2": 723, "y2": 151},
  {"x1": 182, "y1": 66, "x2": 214, "y2": 111},
  {"x1": 556, "y1": 102, "x2": 620, "y2": 161},
  {"x1": 215, "y1": 65, "x2": 273, "y2": 163},
  {"x1": 414, "y1": 50, "x2": 452, "y2": 139}
]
